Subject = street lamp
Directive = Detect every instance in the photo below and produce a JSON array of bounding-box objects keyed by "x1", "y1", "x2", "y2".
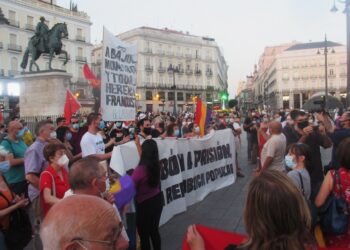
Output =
[
  {"x1": 168, "y1": 65, "x2": 179, "y2": 115},
  {"x1": 330, "y1": 0, "x2": 350, "y2": 107},
  {"x1": 317, "y1": 35, "x2": 335, "y2": 110}
]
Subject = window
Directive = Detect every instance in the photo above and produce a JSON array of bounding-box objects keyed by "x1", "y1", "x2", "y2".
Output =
[
  {"x1": 186, "y1": 93, "x2": 192, "y2": 101},
  {"x1": 77, "y1": 47, "x2": 83, "y2": 56},
  {"x1": 7, "y1": 82, "x2": 20, "y2": 96},
  {"x1": 329, "y1": 69, "x2": 335, "y2": 76},
  {"x1": 27, "y1": 16, "x2": 34, "y2": 25},
  {"x1": 11, "y1": 57, "x2": 18, "y2": 70},
  {"x1": 146, "y1": 91, "x2": 153, "y2": 100},
  {"x1": 159, "y1": 91, "x2": 165, "y2": 100},
  {"x1": 8, "y1": 10, "x2": 16, "y2": 21},
  {"x1": 177, "y1": 92, "x2": 183, "y2": 101},
  {"x1": 78, "y1": 66, "x2": 83, "y2": 78},
  {"x1": 10, "y1": 34, "x2": 17, "y2": 44},
  {"x1": 168, "y1": 92, "x2": 174, "y2": 101},
  {"x1": 77, "y1": 28, "x2": 82, "y2": 36}
]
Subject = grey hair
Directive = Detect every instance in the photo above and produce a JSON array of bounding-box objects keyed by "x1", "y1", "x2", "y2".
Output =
[{"x1": 69, "y1": 156, "x2": 104, "y2": 190}]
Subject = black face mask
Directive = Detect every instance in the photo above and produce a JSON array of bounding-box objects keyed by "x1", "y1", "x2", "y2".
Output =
[
  {"x1": 143, "y1": 127, "x2": 152, "y2": 135},
  {"x1": 297, "y1": 120, "x2": 309, "y2": 130}
]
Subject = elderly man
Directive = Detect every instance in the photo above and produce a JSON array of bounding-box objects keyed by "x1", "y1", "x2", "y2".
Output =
[
  {"x1": 24, "y1": 120, "x2": 56, "y2": 226},
  {"x1": 65, "y1": 157, "x2": 129, "y2": 243},
  {"x1": 1, "y1": 121, "x2": 28, "y2": 195},
  {"x1": 256, "y1": 121, "x2": 286, "y2": 175},
  {"x1": 40, "y1": 195, "x2": 128, "y2": 250}
]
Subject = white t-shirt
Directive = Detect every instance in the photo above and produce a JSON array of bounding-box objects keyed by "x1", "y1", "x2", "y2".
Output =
[
  {"x1": 80, "y1": 132, "x2": 105, "y2": 157},
  {"x1": 261, "y1": 133, "x2": 286, "y2": 171}
]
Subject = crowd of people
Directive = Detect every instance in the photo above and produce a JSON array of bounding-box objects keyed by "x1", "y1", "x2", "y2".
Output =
[
  {"x1": 2, "y1": 106, "x2": 350, "y2": 249},
  {"x1": 187, "y1": 107, "x2": 350, "y2": 249},
  {"x1": 0, "y1": 110, "x2": 243, "y2": 250}
]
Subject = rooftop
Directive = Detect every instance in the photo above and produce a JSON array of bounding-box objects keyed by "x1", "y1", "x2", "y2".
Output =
[{"x1": 286, "y1": 41, "x2": 343, "y2": 51}]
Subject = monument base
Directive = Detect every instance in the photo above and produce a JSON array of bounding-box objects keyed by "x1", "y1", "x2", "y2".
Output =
[{"x1": 16, "y1": 71, "x2": 72, "y2": 117}]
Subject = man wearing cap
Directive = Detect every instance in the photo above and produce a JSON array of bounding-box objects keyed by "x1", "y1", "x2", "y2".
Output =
[{"x1": 137, "y1": 114, "x2": 152, "y2": 139}]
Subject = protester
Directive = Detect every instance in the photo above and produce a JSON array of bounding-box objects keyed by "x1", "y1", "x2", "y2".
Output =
[
  {"x1": 165, "y1": 123, "x2": 177, "y2": 138},
  {"x1": 328, "y1": 111, "x2": 350, "y2": 170},
  {"x1": 55, "y1": 117, "x2": 66, "y2": 129},
  {"x1": 19, "y1": 120, "x2": 34, "y2": 146},
  {"x1": 256, "y1": 121, "x2": 286, "y2": 175},
  {"x1": 65, "y1": 157, "x2": 129, "y2": 242},
  {"x1": 132, "y1": 139, "x2": 163, "y2": 250},
  {"x1": 138, "y1": 116, "x2": 152, "y2": 139},
  {"x1": 243, "y1": 111, "x2": 258, "y2": 164},
  {"x1": 283, "y1": 110, "x2": 332, "y2": 200},
  {"x1": 257, "y1": 120, "x2": 269, "y2": 163},
  {"x1": 1, "y1": 121, "x2": 28, "y2": 196},
  {"x1": 40, "y1": 195, "x2": 128, "y2": 250},
  {"x1": 286, "y1": 143, "x2": 312, "y2": 200},
  {"x1": 0, "y1": 124, "x2": 6, "y2": 143},
  {"x1": 40, "y1": 143, "x2": 70, "y2": 217},
  {"x1": 69, "y1": 115, "x2": 86, "y2": 156},
  {"x1": 151, "y1": 118, "x2": 165, "y2": 138},
  {"x1": 24, "y1": 120, "x2": 55, "y2": 226},
  {"x1": 80, "y1": 113, "x2": 114, "y2": 162},
  {"x1": 183, "y1": 123, "x2": 195, "y2": 138},
  {"x1": 187, "y1": 170, "x2": 315, "y2": 250},
  {"x1": 0, "y1": 145, "x2": 29, "y2": 250},
  {"x1": 315, "y1": 137, "x2": 350, "y2": 247}
]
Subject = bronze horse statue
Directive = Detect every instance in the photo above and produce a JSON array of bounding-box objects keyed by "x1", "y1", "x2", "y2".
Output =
[{"x1": 21, "y1": 23, "x2": 69, "y2": 72}]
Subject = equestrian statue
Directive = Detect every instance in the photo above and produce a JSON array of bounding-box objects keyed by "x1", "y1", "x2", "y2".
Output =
[{"x1": 21, "y1": 17, "x2": 69, "y2": 72}]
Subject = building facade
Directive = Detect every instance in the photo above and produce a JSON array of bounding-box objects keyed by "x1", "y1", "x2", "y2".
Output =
[
  {"x1": 236, "y1": 75, "x2": 254, "y2": 112},
  {"x1": 0, "y1": 0, "x2": 94, "y2": 114},
  {"x1": 92, "y1": 26, "x2": 228, "y2": 113},
  {"x1": 252, "y1": 41, "x2": 346, "y2": 111}
]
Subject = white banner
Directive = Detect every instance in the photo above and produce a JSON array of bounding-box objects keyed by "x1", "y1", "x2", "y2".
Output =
[
  {"x1": 110, "y1": 129, "x2": 236, "y2": 225},
  {"x1": 101, "y1": 27, "x2": 137, "y2": 121}
]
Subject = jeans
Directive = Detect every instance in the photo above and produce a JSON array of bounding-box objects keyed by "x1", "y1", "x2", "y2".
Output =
[
  {"x1": 246, "y1": 133, "x2": 252, "y2": 160},
  {"x1": 135, "y1": 192, "x2": 163, "y2": 250}
]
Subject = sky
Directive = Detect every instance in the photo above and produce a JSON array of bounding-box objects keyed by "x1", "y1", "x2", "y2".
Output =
[{"x1": 58, "y1": 0, "x2": 346, "y2": 98}]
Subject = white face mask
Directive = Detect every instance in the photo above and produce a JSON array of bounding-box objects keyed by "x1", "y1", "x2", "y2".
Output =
[
  {"x1": 50, "y1": 131, "x2": 57, "y2": 139},
  {"x1": 57, "y1": 154, "x2": 69, "y2": 167},
  {"x1": 194, "y1": 127, "x2": 200, "y2": 134}
]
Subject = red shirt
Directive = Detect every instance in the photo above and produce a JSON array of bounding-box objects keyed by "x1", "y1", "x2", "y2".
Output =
[{"x1": 39, "y1": 165, "x2": 70, "y2": 217}]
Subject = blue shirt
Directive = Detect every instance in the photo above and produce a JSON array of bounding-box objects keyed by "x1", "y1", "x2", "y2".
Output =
[{"x1": 24, "y1": 138, "x2": 48, "y2": 201}]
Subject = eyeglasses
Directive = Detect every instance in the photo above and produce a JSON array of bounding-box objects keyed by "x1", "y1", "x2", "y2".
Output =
[{"x1": 71, "y1": 222, "x2": 123, "y2": 250}]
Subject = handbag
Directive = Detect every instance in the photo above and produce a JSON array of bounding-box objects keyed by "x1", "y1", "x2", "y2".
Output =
[
  {"x1": 319, "y1": 170, "x2": 349, "y2": 235},
  {"x1": 0, "y1": 191, "x2": 32, "y2": 250}
]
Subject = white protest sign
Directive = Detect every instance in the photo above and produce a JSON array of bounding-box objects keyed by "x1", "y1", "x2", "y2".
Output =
[
  {"x1": 110, "y1": 129, "x2": 236, "y2": 225},
  {"x1": 101, "y1": 27, "x2": 137, "y2": 121}
]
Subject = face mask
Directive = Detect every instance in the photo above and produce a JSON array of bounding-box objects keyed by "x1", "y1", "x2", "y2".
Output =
[
  {"x1": 65, "y1": 132, "x2": 72, "y2": 141},
  {"x1": 16, "y1": 128, "x2": 25, "y2": 139},
  {"x1": 263, "y1": 118, "x2": 269, "y2": 122},
  {"x1": 194, "y1": 127, "x2": 200, "y2": 134},
  {"x1": 99, "y1": 120, "x2": 105, "y2": 130},
  {"x1": 151, "y1": 125, "x2": 155, "y2": 129},
  {"x1": 297, "y1": 120, "x2": 309, "y2": 130},
  {"x1": 50, "y1": 131, "x2": 57, "y2": 139},
  {"x1": 252, "y1": 113, "x2": 256, "y2": 116},
  {"x1": 72, "y1": 124, "x2": 79, "y2": 130},
  {"x1": 143, "y1": 127, "x2": 152, "y2": 135},
  {"x1": 230, "y1": 118, "x2": 234, "y2": 123},
  {"x1": 116, "y1": 122, "x2": 122, "y2": 128},
  {"x1": 275, "y1": 117, "x2": 281, "y2": 122},
  {"x1": 285, "y1": 155, "x2": 296, "y2": 169},
  {"x1": 57, "y1": 154, "x2": 69, "y2": 167},
  {"x1": 174, "y1": 129, "x2": 180, "y2": 137},
  {"x1": 182, "y1": 121, "x2": 187, "y2": 126},
  {"x1": 0, "y1": 160, "x2": 10, "y2": 173}
]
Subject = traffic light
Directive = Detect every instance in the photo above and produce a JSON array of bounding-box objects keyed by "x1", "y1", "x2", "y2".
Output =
[{"x1": 219, "y1": 91, "x2": 228, "y2": 101}]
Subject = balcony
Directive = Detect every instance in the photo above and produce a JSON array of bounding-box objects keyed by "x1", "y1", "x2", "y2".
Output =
[
  {"x1": 25, "y1": 24, "x2": 35, "y2": 31},
  {"x1": 186, "y1": 69, "x2": 193, "y2": 75},
  {"x1": 145, "y1": 65, "x2": 153, "y2": 72},
  {"x1": 0, "y1": 42, "x2": 3, "y2": 49},
  {"x1": 76, "y1": 35, "x2": 86, "y2": 42},
  {"x1": 58, "y1": 54, "x2": 70, "y2": 60},
  {"x1": 0, "y1": 69, "x2": 4, "y2": 77},
  {"x1": 8, "y1": 70, "x2": 20, "y2": 77},
  {"x1": 8, "y1": 19, "x2": 19, "y2": 28},
  {"x1": 76, "y1": 56, "x2": 87, "y2": 63},
  {"x1": 206, "y1": 69, "x2": 213, "y2": 77},
  {"x1": 195, "y1": 70, "x2": 202, "y2": 76},
  {"x1": 178, "y1": 69, "x2": 184, "y2": 75},
  {"x1": 185, "y1": 54, "x2": 192, "y2": 59},
  {"x1": 158, "y1": 67, "x2": 166, "y2": 73},
  {"x1": 144, "y1": 48, "x2": 152, "y2": 54},
  {"x1": 8, "y1": 44, "x2": 22, "y2": 52}
]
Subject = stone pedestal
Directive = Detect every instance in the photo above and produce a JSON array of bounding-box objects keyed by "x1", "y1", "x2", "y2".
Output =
[{"x1": 16, "y1": 71, "x2": 72, "y2": 117}]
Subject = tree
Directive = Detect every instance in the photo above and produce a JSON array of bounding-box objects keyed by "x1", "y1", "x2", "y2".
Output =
[{"x1": 228, "y1": 99, "x2": 238, "y2": 108}]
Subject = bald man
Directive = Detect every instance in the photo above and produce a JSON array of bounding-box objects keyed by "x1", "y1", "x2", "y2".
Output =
[
  {"x1": 0, "y1": 121, "x2": 28, "y2": 195},
  {"x1": 41, "y1": 195, "x2": 129, "y2": 250},
  {"x1": 256, "y1": 121, "x2": 286, "y2": 175}
]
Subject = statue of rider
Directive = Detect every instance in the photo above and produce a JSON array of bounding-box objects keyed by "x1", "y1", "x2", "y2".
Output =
[{"x1": 35, "y1": 16, "x2": 49, "y2": 52}]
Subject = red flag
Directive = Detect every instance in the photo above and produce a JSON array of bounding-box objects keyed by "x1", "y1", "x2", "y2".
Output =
[
  {"x1": 83, "y1": 64, "x2": 100, "y2": 88},
  {"x1": 64, "y1": 90, "x2": 81, "y2": 124},
  {"x1": 194, "y1": 98, "x2": 202, "y2": 125}
]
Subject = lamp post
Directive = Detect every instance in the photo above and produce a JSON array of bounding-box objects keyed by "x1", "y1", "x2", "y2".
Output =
[
  {"x1": 168, "y1": 65, "x2": 179, "y2": 116},
  {"x1": 330, "y1": 0, "x2": 350, "y2": 107},
  {"x1": 317, "y1": 35, "x2": 335, "y2": 110}
]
